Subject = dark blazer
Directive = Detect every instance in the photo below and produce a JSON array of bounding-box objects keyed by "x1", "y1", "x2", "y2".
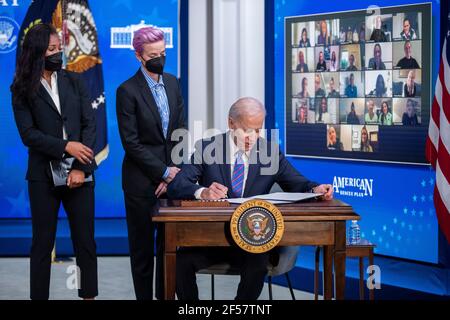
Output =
[
  {"x1": 12, "y1": 70, "x2": 97, "y2": 182},
  {"x1": 404, "y1": 83, "x2": 416, "y2": 97},
  {"x1": 167, "y1": 133, "x2": 318, "y2": 199},
  {"x1": 116, "y1": 69, "x2": 185, "y2": 197}
]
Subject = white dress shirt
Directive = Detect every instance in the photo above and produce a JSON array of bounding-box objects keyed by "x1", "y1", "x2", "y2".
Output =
[
  {"x1": 41, "y1": 72, "x2": 67, "y2": 140},
  {"x1": 194, "y1": 132, "x2": 250, "y2": 199}
]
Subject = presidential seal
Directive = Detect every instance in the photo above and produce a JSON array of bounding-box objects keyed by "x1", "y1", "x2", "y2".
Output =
[
  {"x1": 230, "y1": 199, "x2": 284, "y2": 253},
  {"x1": 0, "y1": 16, "x2": 19, "y2": 54}
]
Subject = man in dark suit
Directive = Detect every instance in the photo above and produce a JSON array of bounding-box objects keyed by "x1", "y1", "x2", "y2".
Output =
[
  {"x1": 116, "y1": 26, "x2": 185, "y2": 300},
  {"x1": 404, "y1": 70, "x2": 417, "y2": 97},
  {"x1": 167, "y1": 97, "x2": 333, "y2": 300}
]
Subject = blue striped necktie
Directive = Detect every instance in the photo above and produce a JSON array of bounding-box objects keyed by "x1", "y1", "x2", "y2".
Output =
[{"x1": 231, "y1": 151, "x2": 245, "y2": 198}]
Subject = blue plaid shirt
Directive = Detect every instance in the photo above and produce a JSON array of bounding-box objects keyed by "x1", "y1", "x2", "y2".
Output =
[{"x1": 141, "y1": 67, "x2": 170, "y2": 180}]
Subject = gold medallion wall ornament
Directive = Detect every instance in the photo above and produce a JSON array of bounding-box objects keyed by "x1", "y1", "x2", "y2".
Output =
[{"x1": 230, "y1": 199, "x2": 285, "y2": 254}]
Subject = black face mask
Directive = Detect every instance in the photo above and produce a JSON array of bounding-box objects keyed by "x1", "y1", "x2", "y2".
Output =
[
  {"x1": 44, "y1": 52, "x2": 63, "y2": 72},
  {"x1": 143, "y1": 55, "x2": 165, "y2": 75}
]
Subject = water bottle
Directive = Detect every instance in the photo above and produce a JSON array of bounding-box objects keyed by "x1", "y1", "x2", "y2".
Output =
[{"x1": 348, "y1": 220, "x2": 361, "y2": 245}]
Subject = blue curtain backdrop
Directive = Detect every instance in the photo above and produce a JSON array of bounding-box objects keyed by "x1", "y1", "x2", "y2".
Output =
[
  {"x1": 270, "y1": 0, "x2": 440, "y2": 264},
  {"x1": 0, "y1": 0, "x2": 179, "y2": 219}
]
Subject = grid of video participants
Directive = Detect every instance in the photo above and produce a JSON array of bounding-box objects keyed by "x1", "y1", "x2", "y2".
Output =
[{"x1": 290, "y1": 11, "x2": 422, "y2": 153}]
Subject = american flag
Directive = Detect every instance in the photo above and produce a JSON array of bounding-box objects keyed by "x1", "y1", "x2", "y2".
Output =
[{"x1": 426, "y1": 5, "x2": 450, "y2": 244}]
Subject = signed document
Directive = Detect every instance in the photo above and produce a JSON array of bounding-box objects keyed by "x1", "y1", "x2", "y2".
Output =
[{"x1": 227, "y1": 192, "x2": 322, "y2": 204}]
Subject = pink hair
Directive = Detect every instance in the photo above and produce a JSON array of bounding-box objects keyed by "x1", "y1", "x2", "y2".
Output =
[{"x1": 132, "y1": 27, "x2": 165, "y2": 54}]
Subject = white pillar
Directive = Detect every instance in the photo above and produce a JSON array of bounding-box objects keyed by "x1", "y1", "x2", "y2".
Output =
[
  {"x1": 188, "y1": 0, "x2": 265, "y2": 134},
  {"x1": 188, "y1": 0, "x2": 213, "y2": 133}
]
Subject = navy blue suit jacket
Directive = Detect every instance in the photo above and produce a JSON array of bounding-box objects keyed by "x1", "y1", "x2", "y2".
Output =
[
  {"x1": 167, "y1": 133, "x2": 318, "y2": 199},
  {"x1": 12, "y1": 70, "x2": 97, "y2": 182},
  {"x1": 116, "y1": 69, "x2": 185, "y2": 197}
]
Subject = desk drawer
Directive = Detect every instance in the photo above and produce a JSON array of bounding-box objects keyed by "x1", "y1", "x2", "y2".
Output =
[
  {"x1": 174, "y1": 222, "x2": 231, "y2": 246},
  {"x1": 279, "y1": 221, "x2": 335, "y2": 246},
  {"x1": 170, "y1": 221, "x2": 335, "y2": 247}
]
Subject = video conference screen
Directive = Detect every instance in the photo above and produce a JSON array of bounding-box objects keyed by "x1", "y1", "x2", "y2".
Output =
[{"x1": 285, "y1": 3, "x2": 431, "y2": 164}]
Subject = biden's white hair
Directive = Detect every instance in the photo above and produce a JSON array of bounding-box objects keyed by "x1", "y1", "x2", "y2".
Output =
[{"x1": 228, "y1": 97, "x2": 266, "y2": 120}]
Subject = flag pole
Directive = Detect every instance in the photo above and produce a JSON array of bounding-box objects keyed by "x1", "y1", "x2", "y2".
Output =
[
  {"x1": 51, "y1": 0, "x2": 71, "y2": 265},
  {"x1": 51, "y1": 245, "x2": 56, "y2": 263},
  {"x1": 51, "y1": 0, "x2": 64, "y2": 266}
]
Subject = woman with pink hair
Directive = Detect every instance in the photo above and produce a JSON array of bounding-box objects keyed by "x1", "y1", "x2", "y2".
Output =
[{"x1": 116, "y1": 26, "x2": 185, "y2": 300}]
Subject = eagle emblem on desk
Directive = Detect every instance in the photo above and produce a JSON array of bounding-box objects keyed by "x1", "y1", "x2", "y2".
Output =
[
  {"x1": 246, "y1": 214, "x2": 270, "y2": 240},
  {"x1": 230, "y1": 199, "x2": 285, "y2": 254}
]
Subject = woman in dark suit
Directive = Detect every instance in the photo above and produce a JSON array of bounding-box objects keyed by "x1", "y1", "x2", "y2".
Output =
[
  {"x1": 116, "y1": 26, "x2": 185, "y2": 300},
  {"x1": 299, "y1": 28, "x2": 311, "y2": 47},
  {"x1": 10, "y1": 23, "x2": 98, "y2": 300}
]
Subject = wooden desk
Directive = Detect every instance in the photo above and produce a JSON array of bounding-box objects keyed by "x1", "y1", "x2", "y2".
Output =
[{"x1": 153, "y1": 199, "x2": 359, "y2": 300}]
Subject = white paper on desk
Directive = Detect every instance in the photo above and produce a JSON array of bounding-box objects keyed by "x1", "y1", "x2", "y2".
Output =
[
  {"x1": 249, "y1": 192, "x2": 322, "y2": 202},
  {"x1": 226, "y1": 198, "x2": 293, "y2": 205},
  {"x1": 226, "y1": 192, "x2": 322, "y2": 204}
]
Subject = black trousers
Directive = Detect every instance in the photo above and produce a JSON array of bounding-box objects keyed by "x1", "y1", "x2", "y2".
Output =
[
  {"x1": 28, "y1": 181, "x2": 97, "y2": 300},
  {"x1": 124, "y1": 193, "x2": 164, "y2": 300},
  {"x1": 176, "y1": 247, "x2": 270, "y2": 300}
]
